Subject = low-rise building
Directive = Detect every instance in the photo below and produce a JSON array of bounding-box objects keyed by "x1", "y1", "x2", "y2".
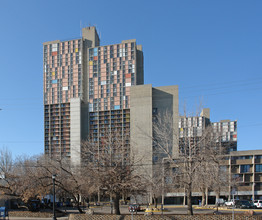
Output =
[
  {"x1": 226, "y1": 150, "x2": 262, "y2": 201},
  {"x1": 164, "y1": 150, "x2": 262, "y2": 204}
]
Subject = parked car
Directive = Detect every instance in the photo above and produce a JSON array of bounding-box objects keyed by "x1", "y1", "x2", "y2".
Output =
[
  {"x1": 254, "y1": 200, "x2": 262, "y2": 208},
  {"x1": 27, "y1": 199, "x2": 41, "y2": 212},
  {"x1": 235, "y1": 200, "x2": 253, "y2": 209},
  {"x1": 249, "y1": 201, "x2": 257, "y2": 209},
  {"x1": 128, "y1": 204, "x2": 141, "y2": 212},
  {"x1": 225, "y1": 199, "x2": 236, "y2": 206},
  {"x1": 216, "y1": 198, "x2": 225, "y2": 206}
]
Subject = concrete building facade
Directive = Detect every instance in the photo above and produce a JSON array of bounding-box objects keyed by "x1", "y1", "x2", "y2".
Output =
[
  {"x1": 179, "y1": 108, "x2": 237, "y2": 153},
  {"x1": 226, "y1": 150, "x2": 262, "y2": 201},
  {"x1": 43, "y1": 27, "x2": 261, "y2": 205},
  {"x1": 164, "y1": 150, "x2": 262, "y2": 204},
  {"x1": 130, "y1": 84, "x2": 179, "y2": 202}
]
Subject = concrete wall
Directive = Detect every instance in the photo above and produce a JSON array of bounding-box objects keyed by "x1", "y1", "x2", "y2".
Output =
[
  {"x1": 130, "y1": 84, "x2": 153, "y2": 180},
  {"x1": 70, "y1": 98, "x2": 82, "y2": 166},
  {"x1": 82, "y1": 26, "x2": 100, "y2": 47},
  {"x1": 130, "y1": 84, "x2": 179, "y2": 203},
  {"x1": 152, "y1": 85, "x2": 179, "y2": 158},
  {"x1": 68, "y1": 214, "x2": 260, "y2": 220},
  {"x1": 136, "y1": 44, "x2": 144, "y2": 85}
]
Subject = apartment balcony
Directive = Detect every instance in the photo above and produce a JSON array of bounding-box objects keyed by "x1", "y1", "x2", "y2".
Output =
[
  {"x1": 235, "y1": 159, "x2": 253, "y2": 165},
  {"x1": 244, "y1": 174, "x2": 253, "y2": 182},
  {"x1": 111, "y1": 111, "x2": 122, "y2": 115},
  {"x1": 220, "y1": 160, "x2": 230, "y2": 166},
  {"x1": 231, "y1": 167, "x2": 239, "y2": 173},
  {"x1": 237, "y1": 185, "x2": 252, "y2": 192},
  {"x1": 255, "y1": 174, "x2": 262, "y2": 182}
]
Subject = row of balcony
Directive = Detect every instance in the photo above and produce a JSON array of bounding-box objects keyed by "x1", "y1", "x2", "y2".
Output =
[{"x1": 90, "y1": 109, "x2": 130, "y2": 116}]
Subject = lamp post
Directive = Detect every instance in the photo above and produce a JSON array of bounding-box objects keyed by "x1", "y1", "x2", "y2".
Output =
[{"x1": 52, "y1": 174, "x2": 57, "y2": 220}]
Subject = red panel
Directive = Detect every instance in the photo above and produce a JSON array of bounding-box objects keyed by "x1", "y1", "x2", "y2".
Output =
[
  {"x1": 125, "y1": 73, "x2": 131, "y2": 78},
  {"x1": 94, "y1": 56, "x2": 98, "y2": 60},
  {"x1": 52, "y1": 52, "x2": 57, "y2": 56}
]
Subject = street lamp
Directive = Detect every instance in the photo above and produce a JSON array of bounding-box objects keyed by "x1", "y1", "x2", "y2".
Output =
[{"x1": 52, "y1": 174, "x2": 57, "y2": 220}]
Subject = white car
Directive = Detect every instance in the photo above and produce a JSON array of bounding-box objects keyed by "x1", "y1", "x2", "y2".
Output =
[
  {"x1": 225, "y1": 199, "x2": 236, "y2": 206},
  {"x1": 254, "y1": 200, "x2": 262, "y2": 208}
]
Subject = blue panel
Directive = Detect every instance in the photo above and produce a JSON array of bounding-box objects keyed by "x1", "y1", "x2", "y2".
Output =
[
  {"x1": 52, "y1": 80, "x2": 57, "y2": 84},
  {"x1": 114, "y1": 105, "x2": 120, "y2": 110},
  {"x1": 94, "y1": 48, "x2": 98, "y2": 56}
]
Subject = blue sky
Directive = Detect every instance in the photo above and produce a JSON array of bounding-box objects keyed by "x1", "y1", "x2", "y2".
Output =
[{"x1": 0, "y1": 0, "x2": 261, "y2": 158}]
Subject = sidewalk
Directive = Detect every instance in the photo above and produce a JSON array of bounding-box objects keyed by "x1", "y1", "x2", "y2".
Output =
[{"x1": 8, "y1": 217, "x2": 68, "y2": 220}]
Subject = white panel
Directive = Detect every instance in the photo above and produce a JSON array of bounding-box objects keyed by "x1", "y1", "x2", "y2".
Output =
[
  {"x1": 63, "y1": 87, "x2": 68, "y2": 91},
  {"x1": 120, "y1": 49, "x2": 122, "y2": 57},
  {"x1": 52, "y1": 43, "x2": 58, "y2": 52},
  {"x1": 125, "y1": 82, "x2": 131, "y2": 87},
  {"x1": 114, "y1": 71, "x2": 117, "y2": 75},
  {"x1": 101, "y1": 81, "x2": 106, "y2": 85},
  {"x1": 70, "y1": 98, "x2": 81, "y2": 166}
]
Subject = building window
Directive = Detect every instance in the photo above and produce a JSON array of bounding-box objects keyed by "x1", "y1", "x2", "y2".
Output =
[
  {"x1": 153, "y1": 108, "x2": 158, "y2": 115},
  {"x1": 238, "y1": 156, "x2": 252, "y2": 160},
  {"x1": 240, "y1": 165, "x2": 250, "y2": 173},
  {"x1": 255, "y1": 164, "x2": 262, "y2": 172}
]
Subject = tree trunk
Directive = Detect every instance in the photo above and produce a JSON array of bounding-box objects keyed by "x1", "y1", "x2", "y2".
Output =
[
  {"x1": 75, "y1": 194, "x2": 84, "y2": 213},
  {"x1": 113, "y1": 192, "x2": 121, "y2": 215},
  {"x1": 201, "y1": 190, "x2": 206, "y2": 207},
  {"x1": 187, "y1": 188, "x2": 193, "y2": 215},
  {"x1": 153, "y1": 194, "x2": 157, "y2": 208},
  {"x1": 215, "y1": 191, "x2": 220, "y2": 213},
  {"x1": 215, "y1": 192, "x2": 220, "y2": 203}
]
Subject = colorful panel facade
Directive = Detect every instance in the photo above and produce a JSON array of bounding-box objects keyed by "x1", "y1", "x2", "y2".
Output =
[
  {"x1": 43, "y1": 39, "x2": 82, "y2": 105},
  {"x1": 44, "y1": 39, "x2": 82, "y2": 158},
  {"x1": 88, "y1": 41, "x2": 137, "y2": 112},
  {"x1": 43, "y1": 27, "x2": 144, "y2": 160}
]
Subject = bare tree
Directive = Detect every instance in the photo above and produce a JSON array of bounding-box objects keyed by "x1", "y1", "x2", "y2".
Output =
[
  {"x1": 34, "y1": 155, "x2": 95, "y2": 213},
  {"x1": 193, "y1": 127, "x2": 229, "y2": 206},
  {"x1": 152, "y1": 110, "x2": 229, "y2": 215},
  {"x1": 0, "y1": 147, "x2": 18, "y2": 195},
  {"x1": 151, "y1": 110, "x2": 201, "y2": 215},
  {"x1": 81, "y1": 129, "x2": 146, "y2": 215},
  {"x1": 0, "y1": 151, "x2": 50, "y2": 203}
]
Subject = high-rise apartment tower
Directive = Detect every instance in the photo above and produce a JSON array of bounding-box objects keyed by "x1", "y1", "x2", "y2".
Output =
[{"x1": 43, "y1": 27, "x2": 144, "y2": 162}]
